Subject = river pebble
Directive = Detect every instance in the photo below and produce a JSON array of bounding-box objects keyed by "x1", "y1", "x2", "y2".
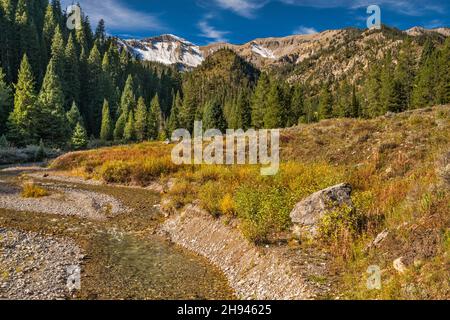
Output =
[{"x1": 0, "y1": 228, "x2": 84, "y2": 300}]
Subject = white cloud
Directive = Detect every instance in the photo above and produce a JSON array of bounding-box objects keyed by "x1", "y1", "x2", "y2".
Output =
[
  {"x1": 293, "y1": 25, "x2": 318, "y2": 34},
  {"x1": 212, "y1": 0, "x2": 269, "y2": 18},
  {"x1": 198, "y1": 17, "x2": 230, "y2": 42},
  {"x1": 60, "y1": 0, "x2": 164, "y2": 32}
]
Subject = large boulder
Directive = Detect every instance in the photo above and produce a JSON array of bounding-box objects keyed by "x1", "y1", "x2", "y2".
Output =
[{"x1": 290, "y1": 183, "x2": 353, "y2": 237}]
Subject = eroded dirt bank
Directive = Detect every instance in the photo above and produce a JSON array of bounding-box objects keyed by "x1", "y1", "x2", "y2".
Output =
[{"x1": 160, "y1": 204, "x2": 333, "y2": 300}]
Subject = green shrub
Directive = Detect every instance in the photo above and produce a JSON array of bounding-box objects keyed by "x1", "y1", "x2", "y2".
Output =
[
  {"x1": 234, "y1": 184, "x2": 292, "y2": 243},
  {"x1": 198, "y1": 181, "x2": 225, "y2": 217},
  {"x1": 131, "y1": 157, "x2": 178, "y2": 185},
  {"x1": 167, "y1": 181, "x2": 195, "y2": 209},
  {"x1": 100, "y1": 161, "x2": 133, "y2": 183}
]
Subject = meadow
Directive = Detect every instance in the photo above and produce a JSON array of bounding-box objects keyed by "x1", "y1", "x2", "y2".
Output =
[{"x1": 51, "y1": 106, "x2": 450, "y2": 299}]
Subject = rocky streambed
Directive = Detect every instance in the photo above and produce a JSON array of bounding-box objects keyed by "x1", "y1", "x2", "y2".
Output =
[{"x1": 0, "y1": 165, "x2": 233, "y2": 300}]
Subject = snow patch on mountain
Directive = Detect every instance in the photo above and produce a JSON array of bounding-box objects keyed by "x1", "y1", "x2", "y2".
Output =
[
  {"x1": 120, "y1": 35, "x2": 204, "y2": 68},
  {"x1": 251, "y1": 43, "x2": 276, "y2": 59}
]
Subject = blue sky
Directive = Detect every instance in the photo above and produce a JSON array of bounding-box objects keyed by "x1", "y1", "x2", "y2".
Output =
[{"x1": 61, "y1": 0, "x2": 450, "y2": 45}]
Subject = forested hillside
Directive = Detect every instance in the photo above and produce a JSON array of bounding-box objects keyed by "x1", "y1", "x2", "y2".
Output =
[
  {"x1": 0, "y1": 0, "x2": 180, "y2": 149},
  {"x1": 1, "y1": 1, "x2": 450, "y2": 151}
]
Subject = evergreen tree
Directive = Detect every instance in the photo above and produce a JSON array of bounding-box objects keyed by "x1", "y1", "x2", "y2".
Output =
[
  {"x1": 363, "y1": 64, "x2": 383, "y2": 117},
  {"x1": 66, "y1": 101, "x2": 83, "y2": 131},
  {"x1": 113, "y1": 111, "x2": 127, "y2": 141},
  {"x1": 178, "y1": 82, "x2": 197, "y2": 132},
  {"x1": 86, "y1": 44, "x2": 104, "y2": 135},
  {"x1": 318, "y1": 83, "x2": 333, "y2": 120},
  {"x1": 335, "y1": 80, "x2": 353, "y2": 118},
  {"x1": 264, "y1": 83, "x2": 285, "y2": 128},
  {"x1": 123, "y1": 110, "x2": 135, "y2": 142},
  {"x1": 289, "y1": 85, "x2": 304, "y2": 126},
  {"x1": 251, "y1": 72, "x2": 270, "y2": 129},
  {"x1": 351, "y1": 85, "x2": 360, "y2": 118},
  {"x1": 229, "y1": 91, "x2": 251, "y2": 130},
  {"x1": 203, "y1": 100, "x2": 227, "y2": 132},
  {"x1": 134, "y1": 97, "x2": 148, "y2": 141},
  {"x1": 71, "y1": 122, "x2": 88, "y2": 150},
  {"x1": 37, "y1": 58, "x2": 70, "y2": 146},
  {"x1": 42, "y1": 3, "x2": 57, "y2": 63},
  {"x1": 7, "y1": 55, "x2": 38, "y2": 145},
  {"x1": 394, "y1": 38, "x2": 416, "y2": 110},
  {"x1": 167, "y1": 91, "x2": 181, "y2": 134},
  {"x1": 0, "y1": 68, "x2": 12, "y2": 135},
  {"x1": 100, "y1": 99, "x2": 113, "y2": 141},
  {"x1": 50, "y1": 25, "x2": 65, "y2": 80},
  {"x1": 15, "y1": 0, "x2": 42, "y2": 81},
  {"x1": 94, "y1": 19, "x2": 106, "y2": 52},
  {"x1": 412, "y1": 50, "x2": 438, "y2": 108},
  {"x1": 119, "y1": 74, "x2": 136, "y2": 115},
  {"x1": 148, "y1": 94, "x2": 162, "y2": 140},
  {"x1": 438, "y1": 38, "x2": 450, "y2": 104},
  {"x1": 63, "y1": 33, "x2": 80, "y2": 108}
]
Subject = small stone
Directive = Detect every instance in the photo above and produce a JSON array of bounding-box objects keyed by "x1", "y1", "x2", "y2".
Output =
[{"x1": 393, "y1": 257, "x2": 407, "y2": 274}]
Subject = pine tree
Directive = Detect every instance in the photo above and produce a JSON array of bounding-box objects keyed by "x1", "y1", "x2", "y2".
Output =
[
  {"x1": 148, "y1": 94, "x2": 162, "y2": 140},
  {"x1": 412, "y1": 50, "x2": 438, "y2": 109},
  {"x1": 50, "y1": 25, "x2": 65, "y2": 80},
  {"x1": 15, "y1": 0, "x2": 42, "y2": 81},
  {"x1": 7, "y1": 55, "x2": 39, "y2": 145},
  {"x1": 264, "y1": 83, "x2": 285, "y2": 128},
  {"x1": 71, "y1": 122, "x2": 88, "y2": 150},
  {"x1": 1, "y1": 0, "x2": 17, "y2": 82},
  {"x1": 438, "y1": 38, "x2": 450, "y2": 104},
  {"x1": 123, "y1": 110, "x2": 135, "y2": 142},
  {"x1": 86, "y1": 44, "x2": 104, "y2": 135},
  {"x1": 318, "y1": 83, "x2": 333, "y2": 120},
  {"x1": 66, "y1": 101, "x2": 83, "y2": 131},
  {"x1": 394, "y1": 38, "x2": 416, "y2": 110},
  {"x1": 289, "y1": 85, "x2": 304, "y2": 126},
  {"x1": 179, "y1": 82, "x2": 197, "y2": 133},
  {"x1": 113, "y1": 111, "x2": 127, "y2": 141},
  {"x1": 94, "y1": 19, "x2": 106, "y2": 53},
  {"x1": 229, "y1": 91, "x2": 251, "y2": 130},
  {"x1": 335, "y1": 80, "x2": 353, "y2": 118},
  {"x1": 134, "y1": 97, "x2": 148, "y2": 142},
  {"x1": 100, "y1": 50, "x2": 116, "y2": 111},
  {"x1": 203, "y1": 100, "x2": 227, "y2": 132},
  {"x1": 37, "y1": 58, "x2": 70, "y2": 146},
  {"x1": 363, "y1": 64, "x2": 383, "y2": 117},
  {"x1": 251, "y1": 73, "x2": 270, "y2": 129},
  {"x1": 119, "y1": 74, "x2": 136, "y2": 115},
  {"x1": 0, "y1": 67, "x2": 12, "y2": 135},
  {"x1": 42, "y1": 3, "x2": 57, "y2": 63},
  {"x1": 351, "y1": 85, "x2": 360, "y2": 118},
  {"x1": 63, "y1": 33, "x2": 80, "y2": 108},
  {"x1": 167, "y1": 91, "x2": 182, "y2": 134},
  {"x1": 100, "y1": 99, "x2": 112, "y2": 141}
]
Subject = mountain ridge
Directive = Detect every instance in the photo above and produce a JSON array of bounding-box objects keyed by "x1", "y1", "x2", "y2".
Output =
[{"x1": 118, "y1": 26, "x2": 450, "y2": 70}]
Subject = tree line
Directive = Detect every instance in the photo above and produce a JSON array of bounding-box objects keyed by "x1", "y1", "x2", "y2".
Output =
[
  {"x1": 1, "y1": 1, "x2": 449, "y2": 151},
  {"x1": 0, "y1": 0, "x2": 180, "y2": 149}
]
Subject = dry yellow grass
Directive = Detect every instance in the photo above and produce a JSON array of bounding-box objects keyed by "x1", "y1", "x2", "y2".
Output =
[
  {"x1": 50, "y1": 106, "x2": 450, "y2": 299},
  {"x1": 21, "y1": 183, "x2": 49, "y2": 198}
]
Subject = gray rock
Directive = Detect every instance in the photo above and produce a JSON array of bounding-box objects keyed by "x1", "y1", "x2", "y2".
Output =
[
  {"x1": 367, "y1": 229, "x2": 389, "y2": 250},
  {"x1": 290, "y1": 183, "x2": 353, "y2": 237}
]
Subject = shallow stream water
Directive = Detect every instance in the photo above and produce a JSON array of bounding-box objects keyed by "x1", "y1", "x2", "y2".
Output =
[{"x1": 0, "y1": 167, "x2": 233, "y2": 300}]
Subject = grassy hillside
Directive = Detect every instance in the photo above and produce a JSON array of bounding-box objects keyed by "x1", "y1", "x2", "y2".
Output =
[{"x1": 51, "y1": 106, "x2": 449, "y2": 299}]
